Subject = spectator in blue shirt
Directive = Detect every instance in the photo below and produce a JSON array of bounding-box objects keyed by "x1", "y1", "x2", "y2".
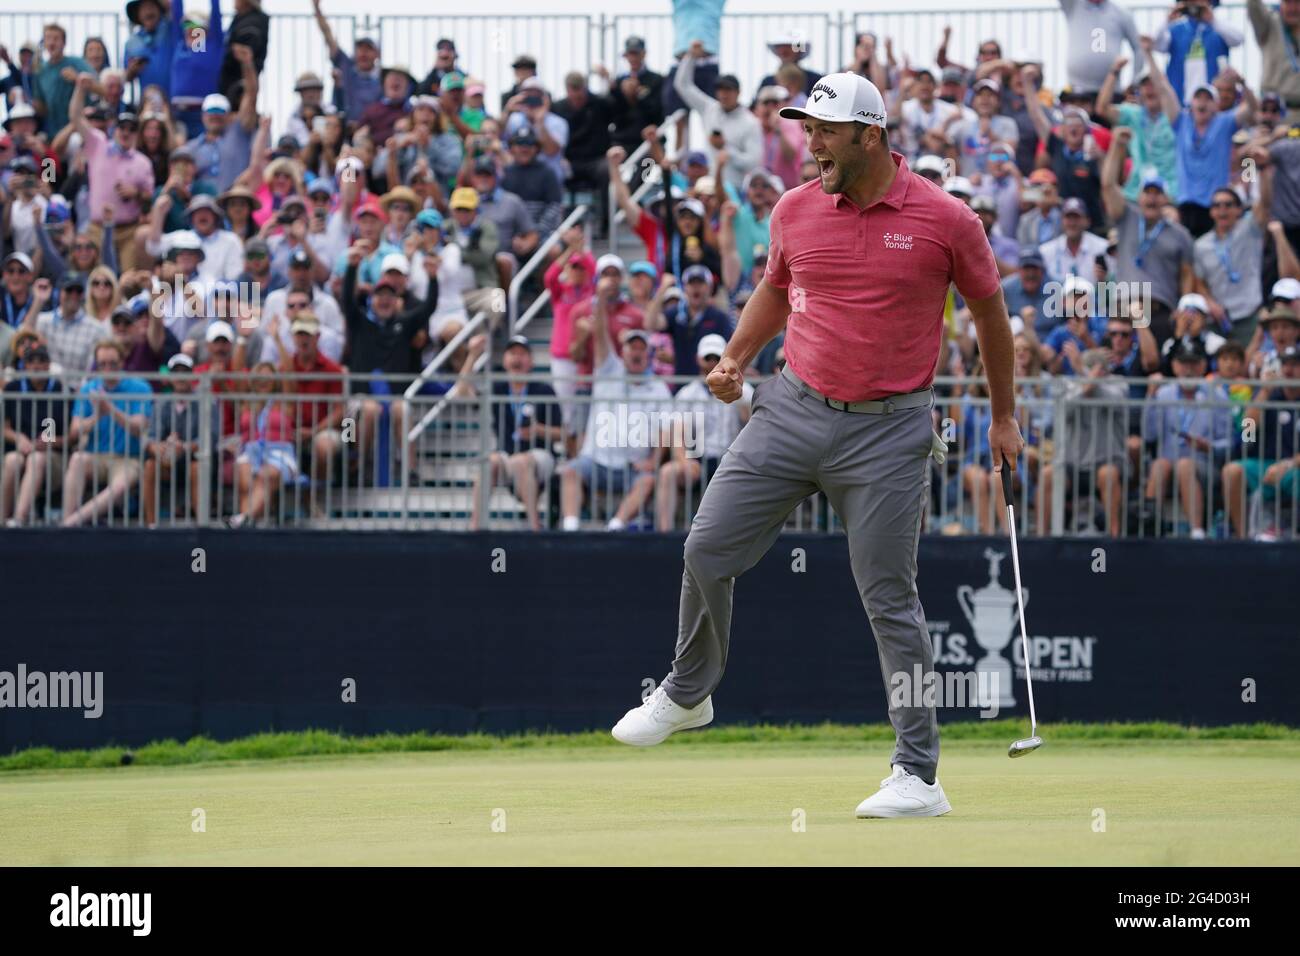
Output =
[
  {"x1": 184, "y1": 50, "x2": 259, "y2": 194},
  {"x1": 62, "y1": 339, "x2": 153, "y2": 527},
  {"x1": 170, "y1": 0, "x2": 225, "y2": 138},
  {"x1": 0, "y1": 41, "x2": 38, "y2": 106},
  {"x1": 1154, "y1": 2, "x2": 1244, "y2": 107},
  {"x1": 1042, "y1": 278, "x2": 1105, "y2": 375},
  {"x1": 650, "y1": 264, "x2": 734, "y2": 376},
  {"x1": 1002, "y1": 250, "x2": 1054, "y2": 337},
  {"x1": 124, "y1": 0, "x2": 175, "y2": 97},
  {"x1": 1148, "y1": 40, "x2": 1257, "y2": 238},
  {"x1": 312, "y1": 0, "x2": 382, "y2": 123},
  {"x1": 1142, "y1": 335, "x2": 1232, "y2": 539}
]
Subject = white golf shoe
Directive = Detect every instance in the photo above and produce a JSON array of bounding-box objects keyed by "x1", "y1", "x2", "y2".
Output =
[
  {"x1": 611, "y1": 685, "x2": 713, "y2": 746},
  {"x1": 855, "y1": 766, "x2": 952, "y2": 818}
]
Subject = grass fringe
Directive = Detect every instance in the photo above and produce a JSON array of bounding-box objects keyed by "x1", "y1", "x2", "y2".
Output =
[{"x1": 2, "y1": 721, "x2": 1296, "y2": 772}]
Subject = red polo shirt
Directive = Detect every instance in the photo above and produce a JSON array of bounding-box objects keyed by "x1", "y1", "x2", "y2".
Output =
[
  {"x1": 764, "y1": 151, "x2": 999, "y2": 402},
  {"x1": 290, "y1": 352, "x2": 345, "y2": 429}
]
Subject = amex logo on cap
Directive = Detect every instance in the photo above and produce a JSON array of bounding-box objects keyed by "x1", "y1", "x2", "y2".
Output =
[{"x1": 779, "y1": 72, "x2": 886, "y2": 127}]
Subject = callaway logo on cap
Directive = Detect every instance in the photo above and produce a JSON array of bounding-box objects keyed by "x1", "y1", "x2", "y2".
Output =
[{"x1": 780, "y1": 72, "x2": 887, "y2": 128}]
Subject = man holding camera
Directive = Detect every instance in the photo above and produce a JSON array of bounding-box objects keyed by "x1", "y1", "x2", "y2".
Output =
[{"x1": 1155, "y1": 2, "x2": 1245, "y2": 106}]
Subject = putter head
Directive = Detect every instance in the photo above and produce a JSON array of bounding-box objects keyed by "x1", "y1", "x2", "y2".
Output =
[{"x1": 1008, "y1": 735, "x2": 1043, "y2": 758}]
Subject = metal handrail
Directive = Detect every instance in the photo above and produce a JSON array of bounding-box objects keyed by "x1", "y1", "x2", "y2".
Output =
[
  {"x1": 404, "y1": 347, "x2": 491, "y2": 446},
  {"x1": 507, "y1": 203, "x2": 590, "y2": 337},
  {"x1": 402, "y1": 310, "x2": 489, "y2": 402}
]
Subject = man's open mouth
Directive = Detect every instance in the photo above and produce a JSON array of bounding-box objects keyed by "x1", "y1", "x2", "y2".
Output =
[{"x1": 817, "y1": 158, "x2": 835, "y2": 177}]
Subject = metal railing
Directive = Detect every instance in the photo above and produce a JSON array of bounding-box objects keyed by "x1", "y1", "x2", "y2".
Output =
[
  {"x1": 508, "y1": 203, "x2": 589, "y2": 338},
  {"x1": 4, "y1": 367, "x2": 1297, "y2": 539},
  {"x1": 2, "y1": 6, "x2": 1271, "y2": 144}
]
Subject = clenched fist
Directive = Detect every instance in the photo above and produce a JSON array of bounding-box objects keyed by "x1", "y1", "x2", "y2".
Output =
[{"x1": 706, "y1": 355, "x2": 744, "y2": 403}]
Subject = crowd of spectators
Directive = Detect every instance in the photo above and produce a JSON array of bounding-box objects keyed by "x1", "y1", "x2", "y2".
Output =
[{"x1": 1, "y1": 0, "x2": 1299, "y2": 537}]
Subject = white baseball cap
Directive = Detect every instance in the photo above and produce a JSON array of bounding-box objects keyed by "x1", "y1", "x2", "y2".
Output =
[
  {"x1": 205, "y1": 320, "x2": 236, "y2": 343},
  {"x1": 1062, "y1": 275, "x2": 1092, "y2": 297},
  {"x1": 942, "y1": 176, "x2": 974, "y2": 197},
  {"x1": 914, "y1": 154, "x2": 947, "y2": 175},
  {"x1": 696, "y1": 333, "x2": 728, "y2": 359},
  {"x1": 778, "y1": 72, "x2": 886, "y2": 128},
  {"x1": 1177, "y1": 293, "x2": 1210, "y2": 314},
  {"x1": 595, "y1": 254, "x2": 626, "y2": 276},
  {"x1": 201, "y1": 93, "x2": 231, "y2": 114},
  {"x1": 1271, "y1": 278, "x2": 1300, "y2": 302},
  {"x1": 380, "y1": 252, "x2": 410, "y2": 275},
  {"x1": 167, "y1": 230, "x2": 203, "y2": 254}
]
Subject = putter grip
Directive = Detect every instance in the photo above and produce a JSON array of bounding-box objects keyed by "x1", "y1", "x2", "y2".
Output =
[{"x1": 1000, "y1": 460, "x2": 1014, "y2": 506}]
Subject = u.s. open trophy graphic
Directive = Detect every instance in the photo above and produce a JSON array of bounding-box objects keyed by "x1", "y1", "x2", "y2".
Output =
[{"x1": 956, "y1": 548, "x2": 1027, "y2": 709}]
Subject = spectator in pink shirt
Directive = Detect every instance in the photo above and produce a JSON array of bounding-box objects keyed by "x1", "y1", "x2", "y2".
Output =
[
  {"x1": 68, "y1": 75, "x2": 155, "y2": 271},
  {"x1": 755, "y1": 84, "x2": 805, "y2": 190},
  {"x1": 543, "y1": 227, "x2": 596, "y2": 451},
  {"x1": 569, "y1": 255, "x2": 647, "y2": 371}
]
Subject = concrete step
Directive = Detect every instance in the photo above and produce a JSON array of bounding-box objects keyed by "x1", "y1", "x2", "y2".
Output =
[{"x1": 330, "y1": 486, "x2": 523, "y2": 518}]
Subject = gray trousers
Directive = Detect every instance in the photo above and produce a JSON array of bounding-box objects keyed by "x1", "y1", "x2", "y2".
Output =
[{"x1": 663, "y1": 365, "x2": 941, "y2": 780}]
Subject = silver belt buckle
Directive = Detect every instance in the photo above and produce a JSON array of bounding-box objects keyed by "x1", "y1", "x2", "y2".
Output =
[{"x1": 882, "y1": 398, "x2": 895, "y2": 414}]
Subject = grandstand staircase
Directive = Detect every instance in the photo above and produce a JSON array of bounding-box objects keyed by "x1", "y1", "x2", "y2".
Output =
[{"x1": 319, "y1": 215, "x2": 651, "y2": 530}]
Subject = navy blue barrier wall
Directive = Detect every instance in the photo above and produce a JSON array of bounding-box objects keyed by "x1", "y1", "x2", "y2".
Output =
[{"x1": 0, "y1": 531, "x2": 1296, "y2": 751}]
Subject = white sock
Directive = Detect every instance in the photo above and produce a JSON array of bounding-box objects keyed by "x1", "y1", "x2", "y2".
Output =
[
  {"x1": 562, "y1": 516, "x2": 580, "y2": 531},
  {"x1": 607, "y1": 517, "x2": 626, "y2": 531}
]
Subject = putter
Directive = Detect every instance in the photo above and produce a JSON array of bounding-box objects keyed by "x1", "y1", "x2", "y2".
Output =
[{"x1": 1000, "y1": 461, "x2": 1042, "y2": 758}]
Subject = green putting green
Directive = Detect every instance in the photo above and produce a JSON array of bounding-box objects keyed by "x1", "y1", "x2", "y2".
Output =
[{"x1": 2, "y1": 738, "x2": 1297, "y2": 865}]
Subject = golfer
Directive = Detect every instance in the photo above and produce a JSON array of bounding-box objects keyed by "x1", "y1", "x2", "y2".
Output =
[{"x1": 612, "y1": 73, "x2": 1024, "y2": 818}]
